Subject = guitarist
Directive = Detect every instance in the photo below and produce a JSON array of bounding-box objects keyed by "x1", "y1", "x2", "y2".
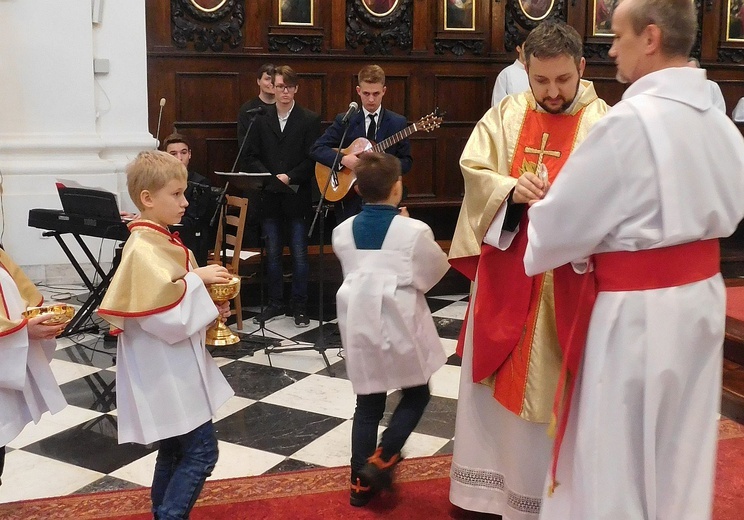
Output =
[{"x1": 310, "y1": 65, "x2": 412, "y2": 223}]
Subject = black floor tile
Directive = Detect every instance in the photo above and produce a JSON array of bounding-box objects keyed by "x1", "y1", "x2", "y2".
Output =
[
  {"x1": 73, "y1": 475, "x2": 145, "y2": 495},
  {"x1": 435, "y1": 439, "x2": 455, "y2": 456},
  {"x1": 265, "y1": 457, "x2": 324, "y2": 475},
  {"x1": 214, "y1": 402, "x2": 345, "y2": 456},
  {"x1": 435, "y1": 316, "x2": 464, "y2": 340},
  {"x1": 382, "y1": 393, "x2": 458, "y2": 440},
  {"x1": 23, "y1": 415, "x2": 155, "y2": 474},
  {"x1": 447, "y1": 352, "x2": 462, "y2": 367},
  {"x1": 426, "y1": 297, "x2": 459, "y2": 314},
  {"x1": 55, "y1": 342, "x2": 116, "y2": 370},
  {"x1": 220, "y1": 361, "x2": 309, "y2": 401},
  {"x1": 59, "y1": 369, "x2": 117, "y2": 413}
]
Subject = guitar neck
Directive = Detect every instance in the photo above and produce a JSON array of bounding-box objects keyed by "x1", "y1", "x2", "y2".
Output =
[{"x1": 371, "y1": 123, "x2": 418, "y2": 153}]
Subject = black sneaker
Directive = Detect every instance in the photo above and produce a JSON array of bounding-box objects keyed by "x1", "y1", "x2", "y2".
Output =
[
  {"x1": 294, "y1": 307, "x2": 310, "y2": 328},
  {"x1": 253, "y1": 304, "x2": 284, "y2": 324},
  {"x1": 349, "y1": 473, "x2": 374, "y2": 507}
]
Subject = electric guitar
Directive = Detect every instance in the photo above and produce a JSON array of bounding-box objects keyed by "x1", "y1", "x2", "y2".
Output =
[{"x1": 315, "y1": 109, "x2": 444, "y2": 202}]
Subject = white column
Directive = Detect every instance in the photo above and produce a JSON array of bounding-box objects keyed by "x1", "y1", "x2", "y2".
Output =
[{"x1": 0, "y1": 0, "x2": 153, "y2": 279}]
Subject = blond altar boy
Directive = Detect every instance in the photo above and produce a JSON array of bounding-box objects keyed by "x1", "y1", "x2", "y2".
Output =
[
  {"x1": 98, "y1": 151, "x2": 234, "y2": 520},
  {"x1": 0, "y1": 248, "x2": 67, "y2": 485}
]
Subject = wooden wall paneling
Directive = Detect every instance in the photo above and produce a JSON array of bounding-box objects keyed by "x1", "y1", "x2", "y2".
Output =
[
  {"x1": 145, "y1": 0, "x2": 170, "y2": 50},
  {"x1": 383, "y1": 76, "x2": 410, "y2": 119},
  {"x1": 405, "y1": 136, "x2": 437, "y2": 200},
  {"x1": 331, "y1": 0, "x2": 347, "y2": 50},
  {"x1": 175, "y1": 72, "x2": 241, "y2": 122},
  {"x1": 244, "y1": 0, "x2": 264, "y2": 50},
  {"x1": 490, "y1": 0, "x2": 506, "y2": 55},
  {"x1": 434, "y1": 75, "x2": 490, "y2": 123},
  {"x1": 295, "y1": 73, "x2": 327, "y2": 118},
  {"x1": 411, "y1": 0, "x2": 431, "y2": 53}
]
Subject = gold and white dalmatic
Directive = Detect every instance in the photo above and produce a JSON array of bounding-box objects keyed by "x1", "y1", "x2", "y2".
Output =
[
  {"x1": 448, "y1": 81, "x2": 608, "y2": 520},
  {"x1": 333, "y1": 216, "x2": 450, "y2": 395},
  {"x1": 98, "y1": 221, "x2": 233, "y2": 445},
  {"x1": 525, "y1": 67, "x2": 744, "y2": 520},
  {"x1": 0, "y1": 250, "x2": 66, "y2": 448}
]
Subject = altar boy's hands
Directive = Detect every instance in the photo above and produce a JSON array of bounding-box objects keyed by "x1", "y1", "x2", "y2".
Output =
[
  {"x1": 194, "y1": 264, "x2": 232, "y2": 285},
  {"x1": 27, "y1": 314, "x2": 65, "y2": 340}
]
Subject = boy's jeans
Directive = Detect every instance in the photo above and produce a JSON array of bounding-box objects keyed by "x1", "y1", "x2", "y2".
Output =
[{"x1": 151, "y1": 420, "x2": 218, "y2": 520}]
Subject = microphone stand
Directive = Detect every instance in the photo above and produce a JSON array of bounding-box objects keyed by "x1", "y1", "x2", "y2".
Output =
[{"x1": 288, "y1": 121, "x2": 354, "y2": 377}]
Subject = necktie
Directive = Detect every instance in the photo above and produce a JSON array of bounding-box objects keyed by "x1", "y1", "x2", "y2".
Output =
[{"x1": 366, "y1": 113, "x2": 377, "y2": 142}]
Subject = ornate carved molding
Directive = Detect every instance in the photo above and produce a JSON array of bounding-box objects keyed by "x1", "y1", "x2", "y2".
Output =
[
  {"x1": 583, "y1": 42, "x2": 611, "y2": 60},
  {"x1": 171, "y1": 0, "x2": 244, "y2": 52},
  {"x1": 434, "y1": 39, "x2": 484, "y2": 56},
  {"x1": 268, "y1": 35, "x2": 323, "y2": 53},
  {"x1": 718, "y1": 48, "x2": 744, "y2": 63},
  {"x1": 346, "y1": 0, "x2": 413, "y2": 55},
  {"x1": 504, "y1": 0, "x2": 565, "y2": 52}
]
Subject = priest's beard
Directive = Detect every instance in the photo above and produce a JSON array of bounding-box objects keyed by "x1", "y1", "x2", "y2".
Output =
[{"x1": 534, "y1": 80, "x2": 581, "y2": 114}]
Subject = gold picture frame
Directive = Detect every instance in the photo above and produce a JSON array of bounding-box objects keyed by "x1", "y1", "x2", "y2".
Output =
[
  {"x1": 728, "y1": 0, "x2": 744, "y2": 41},
  {"x1": 361, "y1": 0, "x2": 399, "y2": 18},
  {"x1": 444, "y1": 0, "x2": 475, "y2": 31},
  {"x1": 592, "y1": 0, "x2": 618, "y2": 36},
  {"x1": 279, "y1": 0, "x2": 313, "y2": 26}
]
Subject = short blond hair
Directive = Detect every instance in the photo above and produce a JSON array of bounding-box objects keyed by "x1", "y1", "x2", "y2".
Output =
[
  {"x1": 126, "y1": 151, "x2": 187, "y2": 210},
  {"x1": 358, "y1": 65, "x2": 385, "y2": 86}
]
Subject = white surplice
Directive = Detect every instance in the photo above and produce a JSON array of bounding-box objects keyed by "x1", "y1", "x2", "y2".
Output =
[
  {"x1": 0, "y1": 269, "x2": 66, "y2": 447},
  {"x1": 491, "y1": 60, "x2": 530, "y2": 107},
  {"x1": 524, "y1": 67, "x2": 744, "y2": 520},
  {"x1": 333, "y1": 215, "x2": 449, "y2": 395},
  {"x1": 115, "y1": 272, "x2": 234, "y2": 445}
]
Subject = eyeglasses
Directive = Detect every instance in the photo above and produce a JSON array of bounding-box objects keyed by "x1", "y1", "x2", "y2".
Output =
[{"x1": 274, "y1": 84, "x2": 296, "y2": 92}]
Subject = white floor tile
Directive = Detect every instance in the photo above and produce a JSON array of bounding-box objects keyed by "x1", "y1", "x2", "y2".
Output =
[
  {"x1": 400, "y1": 431, "x2": 451, "y2": 459},
  {"x1": 49, "y1": 358, "x2": 102, "y2": 385},
  {"x1": 108, "y1": 452, "x2": 157, "y2": 488},
  {"x1": 0, "y1": 451, "x2": 103, "y2": 503},
  {"x1": 430, "y1": 293, "x2": 469, "y2": 302},
  {"x1": 209, "y1": 442, "x2": 285, "y2": 480},
  {"x1": 241, "y1": 345, "x2": 344, "y2": 374},
  {"x1": 7, "y1": 406, "x2": 103, "y2": 449},
  {"x1": 213, "y1": 395, "x2": 254, "y2": 423},
  {"x1": 440, "y1": 337, "x2": 459, "y2": 358},
  {"x1": 291, "y1": 420, "x2": 353, "y2": 468},
  {"x1": 431, "y1": 300, "x2": 468, "y2": 320},
  {"x1": 429, "y1": 364, "x2": 461, "y2": 400},
  {"x1": 261, "y1": 373, "x2": 356, "y2": 419}
]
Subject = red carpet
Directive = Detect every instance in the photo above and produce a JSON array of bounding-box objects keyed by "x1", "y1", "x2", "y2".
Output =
[
  {"x1": 1, "y1": 420, "x2": 742, "y2": 519},
  {"x1": 726, "y1": 286, "x2": 744, "y2": 322}
]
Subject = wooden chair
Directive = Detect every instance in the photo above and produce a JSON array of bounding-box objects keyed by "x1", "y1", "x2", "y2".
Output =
[{"x1": 209, "y1": 195, "x2": 249, "y2": 330}]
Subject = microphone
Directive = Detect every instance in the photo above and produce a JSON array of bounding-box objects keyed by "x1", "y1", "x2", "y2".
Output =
[
  {"x1": 244, "y1": 106, "x2": 266, "y2": 116},
  {"x1": 341, "y1": 101, "x2": 359, "y2": 125},
  {"x1": 155, "y1": 97, "x2": 166, "y2": 148}
]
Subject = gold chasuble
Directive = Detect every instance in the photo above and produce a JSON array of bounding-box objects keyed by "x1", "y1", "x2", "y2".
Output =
[
  {"x1": 449, "y1": 81, "x2": 608, "y2": 423},
  {"x1": 0, "y1": 249, "x2": 44, "y2": 336},
  {"x1": 98, "y1": 221, "x2": 197, "y2": 333}
]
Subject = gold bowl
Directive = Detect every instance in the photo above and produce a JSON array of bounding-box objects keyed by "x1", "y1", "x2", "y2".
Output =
[
  {"x1": 205, "y1": 276, "x2": 241, "y2": 347},
  {"x1": 206, "y1": 276, "x2": 241, "y2": 302},
  {"x1": 22, "y1": 304, "x2": 75, "y2": 332}
]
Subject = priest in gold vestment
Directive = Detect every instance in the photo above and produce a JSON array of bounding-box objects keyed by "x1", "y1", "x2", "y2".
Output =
[{"x1": 448, "y1": 22, "x2": 609, "y2": 519}]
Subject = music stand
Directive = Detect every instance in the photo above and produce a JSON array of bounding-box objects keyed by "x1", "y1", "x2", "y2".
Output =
[{"x1": 216, "y1": 171, "x2": 328, "y2": 366}]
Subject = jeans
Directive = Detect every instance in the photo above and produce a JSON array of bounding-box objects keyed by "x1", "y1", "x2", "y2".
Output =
[
  {"x1": 151, "y1": 420, "x2": 219, "y2": 520},
  {"x1": 261, "y1": 216, "x2": 308, "y2": 308},
  {"x1": 350, "y1": 383, "x2": 431, "y2": 473}
]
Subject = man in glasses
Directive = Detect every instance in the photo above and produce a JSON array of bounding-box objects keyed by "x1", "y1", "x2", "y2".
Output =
[{"x1": 243, "y1": 65, "x2": 321, "y2": 327}]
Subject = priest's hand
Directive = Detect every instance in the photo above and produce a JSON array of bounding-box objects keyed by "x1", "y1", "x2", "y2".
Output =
[
  {"x1": 513, "y1": 172, "x2": 549, "y2": 205},
  {"x1": 27, "y1": 314, "x2": 65, "y2": 340},
  {"x1": 194, "y1": 264, "x2": 232, "y2": 285}
]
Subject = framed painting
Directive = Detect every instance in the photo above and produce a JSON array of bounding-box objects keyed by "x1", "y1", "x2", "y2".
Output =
[
  {"x1": 362, "y1": 0, "x2": 400, "y2": 18},
  {"x1": 279, "y1": 0, "x2": 313, "y2": 26},
  {"x1": 518, "y1": 0, "x2": 554, "y2": 22},
  {"x1": 444, "y1": 0, "x2": 475, "y2": 31},
  {"x1": 592, "y1": 0, "x2": 619, "y2": 36},
  {"x1": 728, "y1": 0, "x2": 744, "y2": 41}
]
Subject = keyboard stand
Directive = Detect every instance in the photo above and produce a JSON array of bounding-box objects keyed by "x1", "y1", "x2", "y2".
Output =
[{"x1": 44, "y1": 230, "x2": 122, "y2": 337}]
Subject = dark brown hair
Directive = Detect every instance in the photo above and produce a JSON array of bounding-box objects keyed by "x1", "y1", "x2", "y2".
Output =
[
  {"x1": 355, "y1": 152, "x2": 401, "y2": 203},
  {"x1": 523, "y1": 21, "x2": 583, "y2": 66},
  {"x1": 162, "y1": 132, "x2": 190, "y2": 151},
  {"x1": 257, "y1": 63, "x2": 275, "y2": 80},
  {"x1": 273, "y1": 65, "x2": 298, "y2": 87}
]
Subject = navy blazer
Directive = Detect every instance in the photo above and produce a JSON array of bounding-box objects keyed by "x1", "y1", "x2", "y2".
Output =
[{"x1": 309, "y1": 108, "x2": 412, "y2": 174}]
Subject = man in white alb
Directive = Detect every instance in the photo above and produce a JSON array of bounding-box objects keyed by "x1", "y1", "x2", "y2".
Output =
[
  {"x1": 524, "y1": 1, "x2": 744, "y2": 518},
  {"x1": 491, "y1": 34, "x2": 530, "y2": 107}
]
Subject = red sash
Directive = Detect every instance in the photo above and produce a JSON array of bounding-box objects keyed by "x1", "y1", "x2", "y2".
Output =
[{"x1": 548, "y1": 239, "x2": 721, "y2": 493}]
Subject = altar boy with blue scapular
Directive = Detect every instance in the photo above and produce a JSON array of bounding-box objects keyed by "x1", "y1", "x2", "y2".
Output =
[{"x1": 332, "y1": 152, "x2": 450, "y2": 507}]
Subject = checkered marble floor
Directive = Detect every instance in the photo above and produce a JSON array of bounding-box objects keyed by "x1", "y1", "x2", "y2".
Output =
[{"x1": 0, "y1": 289, "x2": 468, "y2": 504}]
